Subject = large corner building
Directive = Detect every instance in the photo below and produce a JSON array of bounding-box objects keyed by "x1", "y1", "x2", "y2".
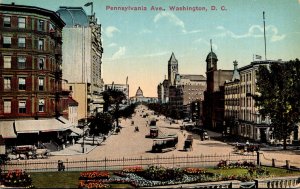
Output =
[{"x1": 56, "y1": 6, "x2": 104, "y2": 121}]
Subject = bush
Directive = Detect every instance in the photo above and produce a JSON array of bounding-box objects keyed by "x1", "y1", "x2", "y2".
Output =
[
  {"x1": 2, "y1": 169, "x2": 33, "y2": 188},
  {"x1": 142, "y1": 166, "x2": 183, "y2": 181}
]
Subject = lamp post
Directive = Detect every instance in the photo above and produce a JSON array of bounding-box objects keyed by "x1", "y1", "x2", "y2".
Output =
[{"x1": 82, "y1": 120, "x2": 88, "y2": 153}]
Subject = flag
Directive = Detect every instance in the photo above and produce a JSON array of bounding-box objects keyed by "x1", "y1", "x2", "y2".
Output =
[
  {"x1": 255, "y1": 55, "x2": 262, "y2": 60},
  {"x1": 84, "y1": 2, "x2": 93, "y2": 6}
]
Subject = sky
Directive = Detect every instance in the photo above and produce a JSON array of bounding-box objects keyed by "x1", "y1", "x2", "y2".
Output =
[{"x1": 2, "y1": 0, "x2": 300, "y2": 97}]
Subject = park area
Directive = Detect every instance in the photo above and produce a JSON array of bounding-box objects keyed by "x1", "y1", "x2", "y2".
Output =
[{"x1": 1, "y1": 163, "x2": 299, "y2": 188}]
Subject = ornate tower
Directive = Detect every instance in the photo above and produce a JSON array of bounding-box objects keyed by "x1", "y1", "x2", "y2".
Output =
[
  {"x1": 206, "y1": 39, "x2": 218, "y2": 72},
  {"x1": 168, "y1": 52, "x2": 178, "y2": 86}
]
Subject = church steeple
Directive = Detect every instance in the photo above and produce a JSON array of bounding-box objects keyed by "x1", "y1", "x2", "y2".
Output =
[
  {"x1": 168, "y1": 52, "x2": 178, "y2": 86},
  {"x1": 232, "y1": 60, "x2": 240, "y2": 81},
  {"x1": 206, "y1": 39, "x2": 218, "y2": 71}
]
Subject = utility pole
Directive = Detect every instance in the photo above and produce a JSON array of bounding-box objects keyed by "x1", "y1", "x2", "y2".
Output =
[{"x1": 263, "y1": 11, "x2": 267, "y2": 60}]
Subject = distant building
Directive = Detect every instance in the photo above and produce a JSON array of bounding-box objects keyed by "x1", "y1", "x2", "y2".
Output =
[
  {"x1": 203, "y1": 42, "x2": 233, "y2": 131},
  {"x1": 0, "y1": 3, "x2": 74, "y2": 146},
  {"x1": 130, "y1": 87, "x2": 158, "y2": 104},
  {"x1": 157, "y1": 78, "x2": 169, "y2": 104},
  {"x1": 57, "y1": 6, "x2": 104, "y2": 120},
  {"x1": 157, "y1": 53, "x2": 206, "y2": 119},
  {"x1": 170, "y1": 74, "x2": 206, "y2": 118},
  {"x1": 105, "y1": 83, "x2": 129, "y2": 103}
]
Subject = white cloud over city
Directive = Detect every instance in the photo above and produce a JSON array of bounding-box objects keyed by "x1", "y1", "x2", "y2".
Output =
[
  {"x1": 105, "y1": 26, "x2": 120, "y2": 38},
  {"x1": 215, "y1": 25, "x2": 286, "y2": 42}
]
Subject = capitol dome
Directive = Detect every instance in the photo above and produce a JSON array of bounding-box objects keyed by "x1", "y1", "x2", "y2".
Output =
[
  {"x1": 135, "y1": 87, "x2": 144, "y2": 97},
  {"x1": 56, "y1": 6, "x2": 89, "y2": 27}
]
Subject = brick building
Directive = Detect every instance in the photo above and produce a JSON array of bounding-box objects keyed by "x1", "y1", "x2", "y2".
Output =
[
  {"x1": 0, "y1": 3, "x2": 73, "y2": 146},
  {"x1": 203, "y1": 42, "x2": 233, "y2": 131}
]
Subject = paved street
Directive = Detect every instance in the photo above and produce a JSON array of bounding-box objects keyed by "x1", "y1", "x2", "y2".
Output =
[{"x1": 12, "y1": 105, "x2": 299, "y2": 169}]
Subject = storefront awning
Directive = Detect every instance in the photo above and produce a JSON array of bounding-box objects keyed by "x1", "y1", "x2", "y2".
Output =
[
  {"x1": 15, "y1": 117, "x2": 72, "y2": 134},
  {"x1": 0, "y1": 121, "x2": 17, "y2": 138}
]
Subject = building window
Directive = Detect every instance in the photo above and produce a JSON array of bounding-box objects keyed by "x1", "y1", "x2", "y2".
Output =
[
  {"x1": 18, "y1": 37, "x2": 26, "y2": 48},
  {"x1": 38, "y1": 39, "x2": 44, "y2": 50},
  {"x1": 3, "y1": 56, "x2": 11, "y2": 68},
  {"x1": 18, "y1": 17, "x2": 26, "y2": 28},
  {"x1": 39, "y1": 99, "x2": 45, "y2": 112},
  {"x1": 4, "y1": 77, "x2": 11, "y2": 90},
  {"x1": 39, "y1": 78, "x2": 44, "y2": 91},
  {"x1": 38, "y1": 20, "x2": 44, "y2": 31},
  {"x1": 3, "y1": 36, "x2": 11, "y2": 48},
  {"x1": 18, "y1": 57, "x2": 26, "y2": 69},
  {"x1": 4, "y1": 17, "x2": 11, "y2": 27},
  {"x1": 69, "y1": 86, "x2": 72, "y2": 91},
  {"x1": 18, "y1": 77, "x2": 26, "y2": 90},
  {"x1": 19, "y1": 101, "x2": 26, "y2": 113},
  {"x1": 38, "y1": 58, "x2": 45, "y2": 69},
  {"x1": 4, "y1": 100, "x2": 11, "y2": 113}
]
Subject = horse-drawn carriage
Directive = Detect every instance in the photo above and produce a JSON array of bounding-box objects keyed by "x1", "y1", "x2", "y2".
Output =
[
  {"x1": 184, "y1": 134, "x2": 193, "y2": 151},
  {"x1": 151, "y1": 134, "x2": 178, "y2": 153},
  {"x1": 11, "y1": 145, "x2": 50, "y2": 159},
  {"x1": 234, "y1": 142, "x2": 260, "y2": 154}
]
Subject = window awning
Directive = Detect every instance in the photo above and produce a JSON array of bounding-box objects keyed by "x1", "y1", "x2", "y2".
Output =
[
  {"x1": 68, "y1": 126, "x2": 83, "y2": 136},
  {"x1": 15, "y1": 117, "x2": 72, "y2": 134},
  {"x1": 0, "y1": 121, "x2": 17, "y2": 138}
]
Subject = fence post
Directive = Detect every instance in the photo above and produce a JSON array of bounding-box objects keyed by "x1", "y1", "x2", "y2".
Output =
[
  {"x1": 172, "y1": 154, "x2": 175, "y2": 167},
  {"x1": 122, "y1": 157, "x2": 125, "y2": 169},
  {"x1": 272, "y1": 159, "x2": 276, "y2": 167},
  {"x1": 25, "y1": 161, "x2": 27, "y2": 172},
  {"x1": 256, "y1": 151, "x2": 261, "y2": 166},
  {"x1": 66, "y1": 158, "x2": 68, "y2": 171},
  {"x1": 140, "y1": 156, "x2": 143, "y2": 168},
  {"x1": 286, "y1": 160, "x2": 290, "y2": 170},
  {"x1": 186, "y1": 154, "x2": 189, "y2": 168},
  {"x1": 104, "y1": 157, "x2": 107, "y2": 171},
  {"x1": 85, "y1": 158, "x2": 88, "y2": 171}
]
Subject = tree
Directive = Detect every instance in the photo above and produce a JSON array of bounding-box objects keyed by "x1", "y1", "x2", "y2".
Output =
[
  {"x1": 89, "y1": 112, "x2": 113, "y2": 145},
  {"x1": 255, "y1": 59, "x2": 300, "y2": 149},
  {"x1": 102, "y1": 88, "x2": 126, "y2": 129}
]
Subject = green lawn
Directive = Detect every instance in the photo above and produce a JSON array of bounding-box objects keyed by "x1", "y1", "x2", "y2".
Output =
[
  {"x1": 29, "y1": 167, "x2": 300, "y2": 188},
  {"x1": 30, "y1": 172, "x2": 80, "y2": 188}
]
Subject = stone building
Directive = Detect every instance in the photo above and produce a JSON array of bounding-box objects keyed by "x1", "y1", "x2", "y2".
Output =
[
  {"x1": 237, "y1": 60, "x2": 276, "y2": 142},
  {"x1": 56, "y1": 6, "x2": 104, "y2": 120}
]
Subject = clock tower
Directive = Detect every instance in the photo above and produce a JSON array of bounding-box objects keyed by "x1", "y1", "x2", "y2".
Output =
[{"x1": 168, "y1": 52, "x2": 178, "y2": 86}]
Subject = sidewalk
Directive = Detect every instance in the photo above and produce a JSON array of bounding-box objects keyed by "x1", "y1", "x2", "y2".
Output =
[
  {"x1": 50, "y1": 143, "x2": 98, "y2": 156},
  {"x1": 51, "y1": 132, "x2": 114, "y2": 156}
]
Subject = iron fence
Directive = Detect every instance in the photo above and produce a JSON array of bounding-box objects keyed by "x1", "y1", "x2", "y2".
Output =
[{"x1": 1, "y1": 153, "x2": 257, "y2": 173}]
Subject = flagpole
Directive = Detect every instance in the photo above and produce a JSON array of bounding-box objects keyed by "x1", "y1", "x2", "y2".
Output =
[{"x1": 263, "y1": 11, "x2": 267, "y2": 60}]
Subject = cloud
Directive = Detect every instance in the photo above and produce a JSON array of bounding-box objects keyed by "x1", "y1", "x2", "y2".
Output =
[
  {"x1": 105, "y1": 26, "x2": 120, "y2": 38},
  {"x1": 108, "y1": 43, "x2": 117, "y2": 47},
  {"x1": 139, "y1": 51, "x2": 169, "y2": 58},
  {"x1": 153, "y1": 12, "x2": 203, "y2": 35},
  {"x1": 195, "y1": 38, "x2": 218, "y2": 50},
  {"x1": 139, "y1": 29, "x2": 152, "y2": 34},
  {"x1": 112, "y1": 46, "x2": 126, "y2": 59},
  {"x1": 154, "y1": 12, "x2": 185, "y2": 31},
  {"x1": 215, "y1": 25, "x2": 286, "y2": 42}
]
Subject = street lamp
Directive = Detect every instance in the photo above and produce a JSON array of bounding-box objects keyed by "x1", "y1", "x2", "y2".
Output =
[{"x1": 82, "y1": 121, "x2": 89, "y2": 153}]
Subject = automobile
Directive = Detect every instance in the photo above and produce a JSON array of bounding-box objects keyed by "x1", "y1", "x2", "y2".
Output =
[{"x1": 203, "y1": 131, "x2": 209, "y2": 140}]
